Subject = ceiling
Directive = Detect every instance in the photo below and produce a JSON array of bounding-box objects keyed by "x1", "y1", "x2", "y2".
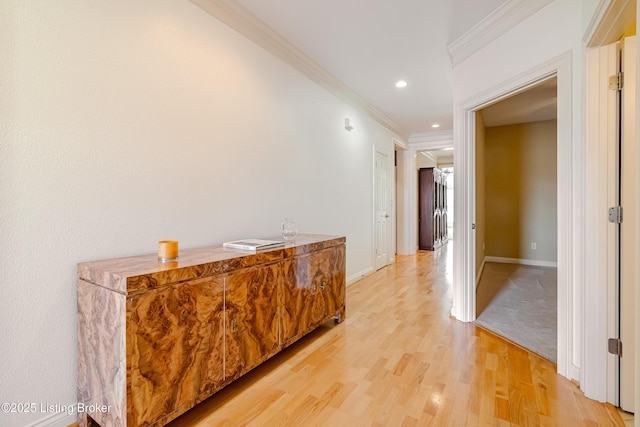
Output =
[
  {"x1": 232, "y1": 0, "x2": 509, "y2": 136},
  {"x1": 192, "y1": 0, "x2": 559, "y2": 143},
  {"x1": 481, "y1": 77, "x2": 557, "y2": 127}
]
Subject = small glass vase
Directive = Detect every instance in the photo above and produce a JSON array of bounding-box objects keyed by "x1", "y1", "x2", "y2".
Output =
[{"x1": 281, "y1": 218, "x2": 298, "y2": 241}]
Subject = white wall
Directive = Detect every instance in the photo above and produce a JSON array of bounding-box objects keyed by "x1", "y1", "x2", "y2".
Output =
[
  {"x1": 581, "y1": 0, "x2": 602, "y2": 33},
  {"x1": 0, "y1": 1, "x2": 397, "y2": 425},
  {"x1": 451, "y1": 0, "x2": 585, "y2": 383},
  {"x1": 395, "y1": 149, "x2": 415, "y2": 255}
]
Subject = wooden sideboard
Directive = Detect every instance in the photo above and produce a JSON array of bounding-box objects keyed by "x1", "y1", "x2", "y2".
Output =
[{"x1": 77, "y1": 234, "x2": 346, "y2": 427}]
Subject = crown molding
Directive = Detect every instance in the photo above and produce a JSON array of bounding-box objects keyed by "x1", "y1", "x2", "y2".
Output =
[
  {"x1": 189, "y1": 0, "x2": 408, "y2": 140},
  {"x1": 393, "y1": 138, "x2": 409, "y2": 150},
  {"x1": 583, "y1": 0, "x2": 635, "y2": 47},
  {"x1": 407, "y1": 130, "x2": 453, "y2": 152},
  {"x1": 447, "y1": 0, "x2": 553, "y2": 67},
  {"x1": 419, "y1": 151, "x2": 438, "y2": 163}
]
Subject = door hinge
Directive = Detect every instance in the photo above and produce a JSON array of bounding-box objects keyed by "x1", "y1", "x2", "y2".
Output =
[
  {"x1": 608, "y1": 338, "x2": 622, "y2": 356},
  {"x1": 608, "y1": 206, "x2": 623, "y2": 223},
  {"x1": 609, "y1": 72, "x2": 624, "y2": 90}
]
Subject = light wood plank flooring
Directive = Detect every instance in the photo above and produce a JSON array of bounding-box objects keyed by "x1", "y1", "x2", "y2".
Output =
[{"x1": 167, "y1": 244, "x2": 623, "y2": 426}]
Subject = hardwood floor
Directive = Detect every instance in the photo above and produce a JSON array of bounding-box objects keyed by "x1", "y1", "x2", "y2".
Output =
[{"x1": 167, "y1": 244, "x2": 623, "y2": 426}]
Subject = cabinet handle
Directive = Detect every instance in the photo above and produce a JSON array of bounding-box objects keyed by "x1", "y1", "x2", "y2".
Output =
[
  {"x1": 320, "y1": 280, "x2": 326, "y2": 291},
  {"x1": 311, "y1": 283, "x2": 317, "y2": 295},
  {"x1": 231, "y1": 318, "x2": 238, "y2": 332}
]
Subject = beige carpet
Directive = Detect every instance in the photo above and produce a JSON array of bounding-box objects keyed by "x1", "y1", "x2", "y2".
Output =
[{"x1": 475, "y1": 262, "x2": 557, "y2": 362}]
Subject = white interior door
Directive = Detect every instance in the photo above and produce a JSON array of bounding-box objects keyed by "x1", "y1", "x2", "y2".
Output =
[
  {"x1": 589, "y1": 36, "x2": 636, "y2": 410},
  {"x1": 375, "y1": 150, "x2": 390, "y2": 270},
  {"x1": 620, "y1": 35, "x2": 636, "y2": 413}
]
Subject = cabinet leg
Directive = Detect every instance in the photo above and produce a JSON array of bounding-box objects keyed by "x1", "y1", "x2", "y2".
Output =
[{"x1": 334, "y1": 307, "x2": 346, "y2": 324}]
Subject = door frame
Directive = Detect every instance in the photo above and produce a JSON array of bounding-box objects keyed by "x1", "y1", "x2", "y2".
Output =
[{"x1": 452, "y1": 52, "x2": 575, "y2": 382}]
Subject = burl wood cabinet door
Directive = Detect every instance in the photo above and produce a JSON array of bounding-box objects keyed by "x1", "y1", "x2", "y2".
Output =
[
  {"x1": 280, "y1": 256, "x2": 311, "y2": 346},
  {"x1": 280, "y1": 245, "x2": 346, "y2": 346},
  {"x1": 126, "y1": 276, "x2": 225, "y2": 426},
  {"x1": 224, "y1": 262, "x2": 281, "y2": 381},
  {"x1": 324, "y1": 244, "x2": 346, "y2": 320},
  {"x1": 308, "y1": 245, "x2": 346, "y2": 327}
]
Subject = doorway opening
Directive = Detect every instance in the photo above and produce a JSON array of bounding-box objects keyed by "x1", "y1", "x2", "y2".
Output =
[
  {"x1": 416, "y1": 148, "x2": 454, "y2": 252},
  {"x1": 473, "y1": 78, "x2": 558, "y2": 362}
]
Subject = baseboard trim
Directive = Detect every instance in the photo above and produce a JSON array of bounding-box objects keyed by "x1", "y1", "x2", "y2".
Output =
[
  {"x1": 347, "y1": 267, "x2": 375, "y2": 286},
  {"x1": 476, "y1": 257, "x2": 487, "y2": 289},
  {"x1": 485, "y1": 256, "x2": 558, "y2": 268},
  {"x1": 569, "y1": 363, "x2": 581, "y2": 383},
  {"x1": 25, "y1": 411, "x2": 76, "y2": 427}
]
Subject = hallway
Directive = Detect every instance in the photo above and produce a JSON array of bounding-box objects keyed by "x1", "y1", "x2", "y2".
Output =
[{"x1": 167, "y1": 244, "x2": 623, "y2": 426}]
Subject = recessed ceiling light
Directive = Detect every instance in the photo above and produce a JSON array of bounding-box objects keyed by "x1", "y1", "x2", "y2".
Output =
[
  {"x1": 395, "y1": 80, "x2": 407, "y2": 88},
  {"x1": 432, "y1": 123, "x2": 440, "y2": 128}
]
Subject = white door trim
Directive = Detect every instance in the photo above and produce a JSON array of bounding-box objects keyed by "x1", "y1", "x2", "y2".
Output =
[{"x1": 452, "y1": 51, "x2": 575, "y2": 382}]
